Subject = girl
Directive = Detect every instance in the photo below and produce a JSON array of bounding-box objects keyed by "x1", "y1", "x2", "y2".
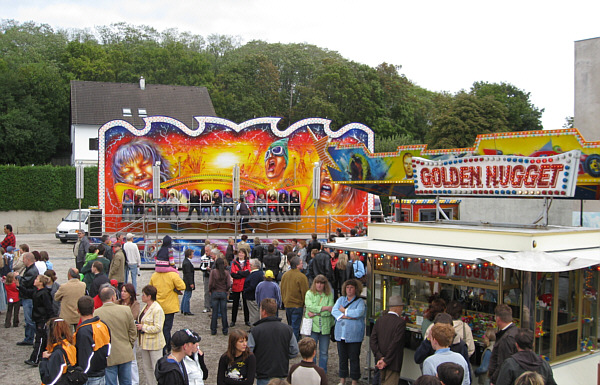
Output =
[
  {"x1": 267, "y1": 190, "x2": 278, "y2": 220},
  {"x1": 304, "y1": 274, "x2": 334, "y2": 372},
  {"x1": 209, "y1": 257, "x2": 232, "y2": 335},
  {"x1": 289, "y1": 190, "x2": 301, "y2": 220},
  {"x1": 474, "y1": 328, "x2": 496, "y2": 385},
  {"x1": 4, "y1": 272, "x2": 20, "y2": 328},
  {"x1": 39, "y1": 318, "x2": 77, "y2": 385},
  {"x1": 217, "y1": 329, "x2": 256, "y2": 385},
  {"x1": 201, "y1": 190, "x2": 212, "y2": 219},
  {"x1": 155, "y1": 235, "x2": 178, "y2": 273},
  {"x1": 44, "y1": 269, "x2": 61, "y2": 317},
  {"x1": 213, "y1": 190, "x2": 223, "y2": 218},
  {"x1": 119, "y1": 283, "x2": 141, "y2": 383},
  {"x1": 278, "y1": 191, "x2": 289, "y2": 219},
  {"x1": 230, "y1": 249, "x2": 251, "y2": 327},
  {"x1": 27, "y1": 274, "x2": 56, "y2": 366},
  {"x1": 245, "y1": 190, "x2": 256, "y2": 215}
]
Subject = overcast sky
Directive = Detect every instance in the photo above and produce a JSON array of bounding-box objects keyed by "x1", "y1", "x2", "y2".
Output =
[{"x1": 3, "y1": 0, "x2": 600, "y2": 133}]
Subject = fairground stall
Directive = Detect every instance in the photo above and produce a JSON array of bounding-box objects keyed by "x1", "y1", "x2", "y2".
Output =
[{"x1": 328, "y1": 150, "x2": 600, "y2": 383}]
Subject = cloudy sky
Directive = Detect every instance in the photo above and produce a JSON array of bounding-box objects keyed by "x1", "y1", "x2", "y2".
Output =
[{"x1": 3, "y1": 0, "x2": 600, "y2": 132}]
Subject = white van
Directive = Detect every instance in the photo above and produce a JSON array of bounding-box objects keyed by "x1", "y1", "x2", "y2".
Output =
[{"x1": 55, "y1": 209, "x2": 91, "y2": 243}]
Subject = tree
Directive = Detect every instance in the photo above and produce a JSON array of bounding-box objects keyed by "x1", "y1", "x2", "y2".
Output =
[
  {"x1": 470, "y1": 81, "x2": 544, "y2": 131},
  {"x1": 427, "y1": 92, "x2": 509, "y2": 149}
]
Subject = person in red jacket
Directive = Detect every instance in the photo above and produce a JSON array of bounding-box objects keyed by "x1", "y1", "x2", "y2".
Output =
[
  {"x1": 4, "y1": 272, "x2": 20, "y2": 327},
  {"x1": 230, "y1": 249, "x2": 252, "y2": 327}
]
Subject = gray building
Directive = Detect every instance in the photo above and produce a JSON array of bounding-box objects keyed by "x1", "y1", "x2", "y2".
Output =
[
  {"x1": 70, "y1": 78, "x2": 216, "y2": 166},
  {"x1": 575, "y1": 37, "x2": 600, "y2": 141}
]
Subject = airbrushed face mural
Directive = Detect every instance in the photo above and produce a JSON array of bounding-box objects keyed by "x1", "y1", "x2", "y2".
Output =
[{"x1": 98, "y1": 117, "x2": 373, "y2": 231}]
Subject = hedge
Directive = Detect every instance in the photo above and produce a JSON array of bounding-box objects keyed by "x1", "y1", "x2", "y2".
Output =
[{"x1": 0, "y1": 165, "x2": 99, "y2": 211}]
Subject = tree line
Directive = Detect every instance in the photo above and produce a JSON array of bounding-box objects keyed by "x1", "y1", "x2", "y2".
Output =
[{"x1": 0, "y1": 20, "x2": 545, "y2": 165}]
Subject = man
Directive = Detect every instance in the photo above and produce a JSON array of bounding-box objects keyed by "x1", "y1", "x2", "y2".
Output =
[
  {"x1": 123, "y1": 233, "x2": 141, "y2": 290},
  {"x1": 89, "y1": 261, "x2": 110, "y2": 298},
  {"x1": 496, "y1": 329, "x2": 557, "y2": 385},
  {"x1": 244, "y1": 258, "x2": 264, "y2": 325},
  {"x1": 311, "y1": 245, "x2": 334, "y2": 284},
  {"x1": 1, "y1": 224, "x2": 16, "y2": 249},
  {"x1": 251, "y1": 237, "x2": 265, "y2": 263},
  {"x1": 423, "y1": 323, "x2": 469, "y2": 385},
  {"x1": 15, "y1": 252, "x2": 38, "y2": 346},
  {"x1": 54, "y1": 268, "x2": 87, "y2": 329},
  {"x1": 200, "y1": 243, "x2": 213, "y2": 313},
  {"x1": 75, "y1": 296, "x2": 111, "y2": 384},
  {"x1": 370, "y1": 296, "x2": 407, "y2": 385},
  {"x1": 263, "y1": 244, "x2": 281, "y2": 278},
  {"x1": 248, "y1": 298, "x2": 299, "y2": 385},
  {"x1": 306, "y1": 233, "x2": 321, "y2": 257},
  {"x1": 488, "y1": 304, "x2": 519, "y2": 385},
  {"x1": 236, "y1": 197, "x2": 253, "y2": 233},
  {"x1": 280, "y1": 255, "x2": 309, "y2": 342},
  {"x1": 82, "y1": 245, "x2": 110, "y2": 291},
  {"x1": 108, "y1": 242, "x2": 125, "y2": 289},
  {"x1": 291, "y1": 239, "x2": 300, "y2": 253},
  {"x1": 149, "y1": 267, "x2": 186, "y2": 355},
  {"x1": 94, "y1": 286, "x2": 137, "y2": 385},
  {"x1": 437, "y1": 362, "x2": 465, "y2": 385},
  {"x1": 155, "y1": 329, "x2": 199, "y2": 385},
  {"x1": 76, "y1": 230, "x2": 90, "y2": 271},
  {"x1": 101, "y1": 234, "x2": 113, "y2": 263}
]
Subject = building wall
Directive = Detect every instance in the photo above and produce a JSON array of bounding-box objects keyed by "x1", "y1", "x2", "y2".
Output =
[
  {"x1": 574, "y1": 37, "x2": 600, "y2": 141},
  {"x1": 72, "y1": 124, "x2": 100, "y2": 165}
]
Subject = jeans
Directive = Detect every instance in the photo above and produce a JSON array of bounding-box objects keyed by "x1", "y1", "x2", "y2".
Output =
[
  {"x1": 257, "y1": 206, "x2": 267, "y2": 216},
  {"x1": 105, "y1": 361, "x2": 132, "y2": 385},
  {"x1": 85, "y1": 376, "x2": 106, "y2": 385},
  {"x1": 22, "y1": 298, "x2": 35, "y2": 343},
  {"x1": 163, "y1": 313, "x2": 175, "y2": 355},
  {"x1": 211, "y1": 291, "x2": 228, "y2": 334},
  {"x1": 310, "y1": 331, "x2": 330, "y2": 372},
  {"x1": 285, "y1": 307, "x2": 303, "y2": 343},
  {"x1": 337, "y1": 340, "x2": 362, "y2": 380},
  {"x1": 181, "y1": 290, "x2": 192, "y2": 313},
  {"x1": 212, "y1": 207, "x2": 222, "y2": 216},
  {"x1": 125, "y1": 264, "x2": 138, "y2": 290},
  {"x1": 257, "y1": 378, "x2": 285, "y2": 385}
]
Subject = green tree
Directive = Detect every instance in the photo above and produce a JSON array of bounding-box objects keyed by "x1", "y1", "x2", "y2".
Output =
[{"x1": 470, "y1": 81, "x2": 544, "y2": 131}]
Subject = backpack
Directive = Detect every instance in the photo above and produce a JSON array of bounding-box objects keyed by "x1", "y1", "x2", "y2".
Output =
[{"x1": 57, "y1": 345, "x2": 88, "y2": 385}]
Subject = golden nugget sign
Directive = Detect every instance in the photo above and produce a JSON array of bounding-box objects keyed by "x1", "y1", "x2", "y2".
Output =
[{"x1": 412, "y1": 150, "x2": 580, "y2": 197}]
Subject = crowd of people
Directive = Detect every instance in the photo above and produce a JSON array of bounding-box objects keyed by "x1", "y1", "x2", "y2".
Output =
[{"x1": 0, "y1": 223, "x2": 558, "y2": 385}]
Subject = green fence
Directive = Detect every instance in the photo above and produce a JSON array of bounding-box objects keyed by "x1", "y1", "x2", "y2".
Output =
[{"x1": 0, "y1": 165, "x2": 98, "y2": 211}]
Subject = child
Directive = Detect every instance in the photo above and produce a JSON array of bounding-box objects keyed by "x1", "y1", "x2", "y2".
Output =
[
  {"x1": 245, "y1": 190, "x2": 256, "y2": 215},
  {"x1": 287, "y1": 337, "x2": 327, "y2": 385},
  {"x1": 267, "y1": 190, "x2": 278, "y2": 220},
  {"x1": 256, "y1": 190, "x2": 267, "y2": 217},
  {"x1": 222, "y1": 190, "x2": 234, "y2": 218},
  {"x1": 155, "y1": 235, "x2": 178, "y2": 273},
  {"x1": 289, "y1": 190, "x2": 301, "y2": 220},
  {"x1": 201, "y1": 190, "x2": 212, "y2": 219},
  {"x1": 5, "y1": 246, "x2": 15, "y2": 272},
  {"x1": 212, "y1": 191, "x2": 223, "y2": 218},
  {"x1": 4, "y1": 272, "x2": 20, "y2": 327},
  {"x1": 474, "y1": 328, "x2": 496, "y2": 385}
]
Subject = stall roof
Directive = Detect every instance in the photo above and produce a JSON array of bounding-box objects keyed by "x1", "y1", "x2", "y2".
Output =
[{"x1": 327, "y1": 223, "x2": 600, "y2": 272}]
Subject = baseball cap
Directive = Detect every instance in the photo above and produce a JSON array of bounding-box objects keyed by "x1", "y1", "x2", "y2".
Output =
[
  {"x1": 171, "y1": 329, "x2": 201, "y2": 347},
  {"x1": 264, "y1": 270, "x2": 275, "y2": 279},
  {"x1": 6, "y1": 246, "x2": 14, "y2": 252}
]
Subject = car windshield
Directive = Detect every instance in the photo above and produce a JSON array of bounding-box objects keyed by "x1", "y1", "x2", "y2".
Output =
[{"x1": 64, "y1": 210, "x2": 89, "y2": 222}]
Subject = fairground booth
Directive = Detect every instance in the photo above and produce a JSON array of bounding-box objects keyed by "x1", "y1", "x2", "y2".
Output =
[{"x1": 324, "y1": 133, "x2": 600, "y2": 382}]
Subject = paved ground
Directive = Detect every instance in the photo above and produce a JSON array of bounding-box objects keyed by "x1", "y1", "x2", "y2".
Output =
[{"x1": 0, "y1": 233, "x2": 374, "y2": 385}]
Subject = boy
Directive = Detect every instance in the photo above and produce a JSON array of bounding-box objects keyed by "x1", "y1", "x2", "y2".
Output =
[
  {"x1": 423, "y1": 324, "x2": 469, "y2": 385},
  {"x1": 287, "y1": 337, "x2": 327, "y2": 385}
]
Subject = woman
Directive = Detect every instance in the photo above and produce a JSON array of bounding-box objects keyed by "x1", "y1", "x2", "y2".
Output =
[
  {"x1": 181, "y1": 248, "x2": 195, "y2": 316},
  {"x1": 230, "y1": 249, "x2": 251, "y2": 327},
  {"x1": 27, "y1": 274, "x2": 56, "y2": 366},
  {"x1": 447, "y1": 300, "x2": 475, "y2": 357},
  {"x1": 40, "y1": 251, "x2": 53, "y2": 270},
  {"x1": 217, "y1": 329, "x2": 256, "y2": 385},
  {"x1": 334, "y1": 253, "x2": 352, "y2": 301},
  {"x1": 297, "y1": 240, "x2": 307, "y2": 273},
  {"x1": 209, "y1": 257, "x2": 232, "y2": 335},
  {"x1": 33, "y1": 250, "x2": 47, "y2": 275},
  {"x1": 119, "y1": 283, "x2": 141, "y2": 385},
  {"x1": 44, "y1": 269, "x2": 61, "y2": 317},
  {"x1": 39, "y1": 318, "x2": 77, "y2": 385},
  {"x1": 184, "y1": 330, "x2": 209, "y2": 385},
  {"x1": 349, "y1": 251, "x2": 365, "y2": 282},
  {"x1": 279, "y1": 244, "x2": 293, "y2": 276},
  {"x1": 187, "y1": 189, "x2": 201, "y2": 219},
  {"x1": 332, "y1": 279, "x2": 366, "y2": 385},
  {"x1": 421, "y1": 297, "x2": 446, "y2": 336},
  {"x1": 137, "y1": 285, "x2": 166, "y2": 385},
  {"x1": 304, "y1": 274, "x2": 334, "y2": 372}
]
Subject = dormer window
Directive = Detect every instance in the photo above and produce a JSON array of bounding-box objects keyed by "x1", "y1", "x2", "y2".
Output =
[
  {"x1": 122, "y1": 108, "x2": 132, "y2": 117},
  {"x1": 138, "y1": 108, "x2": 147, "y2": 117}
]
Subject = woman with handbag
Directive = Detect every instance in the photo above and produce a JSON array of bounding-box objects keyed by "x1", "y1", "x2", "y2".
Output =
[
  {"x1": 331, "y1": 279, "x2": 366, "y2": 385},
  {"x1": 303, "y1": 274, "x2": 334, "y2": 372}
]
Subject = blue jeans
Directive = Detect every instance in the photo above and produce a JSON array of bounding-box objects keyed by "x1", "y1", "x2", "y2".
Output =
[
  {"x1": 22, "y1": 298, "x2": 35, "y2": 343},
  {"x1": 85, "y1": 375, "x2": 106, "y2": 385},
  {"x1": 310, "y1": 331, "x2": 330, "y2": 372},
  {"x1": 105, "y1": 361, "x2": 132, "y2": 385},
  {"x1": 337, "y1": 340, "x2": 362, "y2": 380},
  {"x1": 181, "y1": 290, "x2": 192, "y2": 313},
  {"x1": 257, "y1": 206, "x2": 267, "y2": 216},
  {"x1": 211, "y1": 292, "x2": 228, "y2": 334},
  {"x1": 125, "y1": 264, "x2": 138, "y2": 290},
  {"x1": 285, "y1": 307, "x2": 303, "y2": 342},
  {"x1": 257, "y1": 378, "x2": 285, "y2": 385}
]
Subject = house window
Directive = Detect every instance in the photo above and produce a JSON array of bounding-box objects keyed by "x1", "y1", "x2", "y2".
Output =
[
  {"x1": 89, "y1": 138, "x2": 99, "y2": 151},
  {"x1": 138, "y1": 108, "x2": 147, "y2": 117},
  {"x1": 122, "y1": 108, "x2": 132, "y2": 117}
]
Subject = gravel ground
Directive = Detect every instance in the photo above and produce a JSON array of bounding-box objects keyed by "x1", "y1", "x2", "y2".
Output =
[{"x1": 0, "y1": 233, "x2": 374, "y2": 385}]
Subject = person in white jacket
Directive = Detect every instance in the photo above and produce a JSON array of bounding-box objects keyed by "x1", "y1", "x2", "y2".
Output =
[
  {"x1": 447, "y1": 300, "x2": 475, "y2": 357},
  {"x1": 183, "y1": 330, "x2": 209, "y2": 385}
]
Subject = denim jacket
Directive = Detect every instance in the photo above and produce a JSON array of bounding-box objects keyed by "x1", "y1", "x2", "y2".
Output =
[{"x1": 331, "y1": 295, "x2": 366, "y2": 343}]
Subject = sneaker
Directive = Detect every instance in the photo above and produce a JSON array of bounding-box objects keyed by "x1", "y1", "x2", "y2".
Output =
[{"x1": 202, "y1": 309, "x2": 208, "y2": 313}]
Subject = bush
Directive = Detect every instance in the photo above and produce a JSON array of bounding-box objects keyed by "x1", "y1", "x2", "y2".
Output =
[{"x1": 0, "y1": 165, "x2": 98, "y2": 211}]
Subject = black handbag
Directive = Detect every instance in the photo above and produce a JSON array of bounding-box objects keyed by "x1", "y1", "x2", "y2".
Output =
[{"x1": 58, "y1": 348, "x2": 88, "y2": 385}]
